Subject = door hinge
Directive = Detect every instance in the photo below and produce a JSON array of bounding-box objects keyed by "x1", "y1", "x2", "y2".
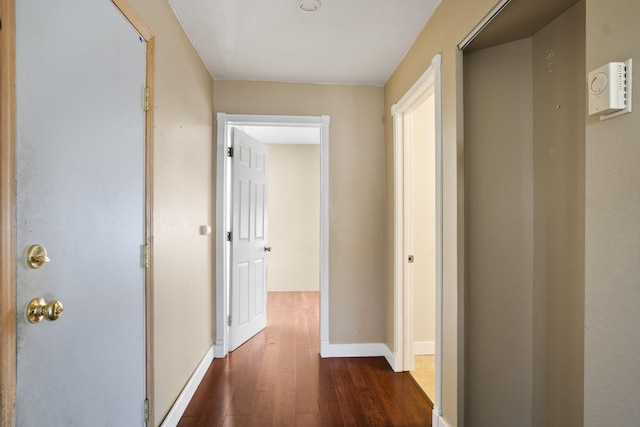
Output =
[
  {"x1": 228, "y1": 315, "x2": 232, "y2": 326},
  {"x1": 142, "y1": 244, "x2": 150, "y2": 268},
  {"x1": 143, "y1": 87, "x2": 150, "y2": 112},
  {"x1": 144, "y1": 399, "x2": 149, "y2": 423},
  {"x1": 227, "y1": 147, "x2": 233, "y2": 157},
  {"x1": 227, "y1": 231, "x2": 232, "y2": 242}
]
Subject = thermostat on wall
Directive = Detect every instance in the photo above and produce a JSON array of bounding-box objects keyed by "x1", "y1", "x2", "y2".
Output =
[{"x1": 588, "y1": 59, "x2": 632, "y2": 120}]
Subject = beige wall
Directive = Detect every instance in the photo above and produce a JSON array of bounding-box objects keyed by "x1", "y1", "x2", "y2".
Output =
[
  {"x1": 384, "y1": 1, "x2": 504, "y2": 424},
  {"x1": 585, "y1": 0, "x2": 640, "y2": 425},
  {"x1": 215, "y1": 80, "x2": 385, "y2": 344},
  {"x1": 266, "y1": 144, "x2": 320, "y2": 292},
  {"x1": 532, "y1": 4, "x2": 585, "y2": 425},
  {"x1": 464, "y1": 38, "x2": 535, "y2": 426},
  {"x1": 127, "y1": 0, "x2": 215, "y2": 424},
  {"x1": 412, "y1": 97, "x2": 437, "y2": 349}
]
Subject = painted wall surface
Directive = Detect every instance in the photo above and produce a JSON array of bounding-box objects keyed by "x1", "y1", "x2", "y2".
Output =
[
  {"x1": 412, "y1": 97, "x2": 436, "y2": 350},
  {"x1": 532, "y1": 4, "x2": 585, "y2": 426},
  {"x1": 585, "y1": 0, "x2": 640, "y2": 425},
  {"x1": 266, "y1": 144, "x2": 320, "y2": 292},
  {"x1": 384, "y1": 0, "x2": 504, "y2": 423},
  {"x1": 464, "y1": 6, "x2": 585, "y2": 426},
  {"x1": 464, "y1": 38, "x2": 535, "y2": 427},
  {"x1": 126, "y1": 0, "x2": 215, "y2": 424},
  {"x1": 215, "y1": 80, "x2": 385, "y2": 344}
]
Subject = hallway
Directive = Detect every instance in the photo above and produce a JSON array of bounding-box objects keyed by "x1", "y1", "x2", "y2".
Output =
[{"x1": 178, "y1": 292, "x2": 432, "y2": 426}]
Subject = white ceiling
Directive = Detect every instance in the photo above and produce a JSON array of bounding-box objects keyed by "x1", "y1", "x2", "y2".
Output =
[{"x1": 167, "y1": 0, "x2": 442, "y2": 85}]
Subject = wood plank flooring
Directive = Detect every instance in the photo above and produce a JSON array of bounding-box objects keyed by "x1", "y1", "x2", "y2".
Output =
[{"x1": 178, "y1": 291, "x2": 432, "y2": 426}]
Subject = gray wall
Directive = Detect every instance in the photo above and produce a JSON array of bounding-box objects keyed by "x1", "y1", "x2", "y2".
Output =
[
  {"x1": 465, "y1": 38, "x2": 535, "y2": 427},
  {"x1": 464, "y1": 3, "x2": 585, "y2": 426},
  {"x1": 532, "y1": 4, "x2": 585, "y2": 425}
]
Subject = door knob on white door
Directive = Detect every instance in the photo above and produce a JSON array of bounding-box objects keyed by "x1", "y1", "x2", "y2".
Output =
[
  {"x1": 26, "y1": 298, "x2": 64, "y2": 323},
  {"x1": 264, "y1": 246, "x2": 272, "y2": 252}
]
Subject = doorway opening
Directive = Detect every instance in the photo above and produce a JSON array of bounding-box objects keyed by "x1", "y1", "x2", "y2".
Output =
[
  {"x1": 392, "y1": 54, "x2": 443, "y2": 418},
  {"x1": 215, "y1": 114, "x2": 330, "y2": 358},
  {"x1": 459, "y1": 0, "x2": 585, "y2": 424},
  {"x1": 261, "y1": 133, "x2": 320, "y2": 296}
]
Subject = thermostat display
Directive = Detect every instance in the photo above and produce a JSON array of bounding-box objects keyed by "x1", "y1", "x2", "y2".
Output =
[{"x1": 589, "y1": 72, "x2": 608, "y2": 95}]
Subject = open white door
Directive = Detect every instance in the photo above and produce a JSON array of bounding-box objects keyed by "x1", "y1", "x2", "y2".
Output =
[
  {"x1": 15, "y1": 0, "x2": 147, "y2": 424},
  {"x1": 229, "y1": 129, "x2": 269, "y2": 351}
]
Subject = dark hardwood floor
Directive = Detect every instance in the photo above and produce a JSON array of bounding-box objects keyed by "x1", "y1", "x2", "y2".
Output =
[{"x1": 177, "y1": 291, "x2": 432, "y2": 426}]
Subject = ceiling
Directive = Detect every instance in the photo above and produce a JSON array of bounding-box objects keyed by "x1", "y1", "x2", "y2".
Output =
[
  {"x1": 465, "y1": 0, "x2": 580, "y2": 52},
  {"x1": 167, "y1": 0, "x2": 442, "y2": 85}
]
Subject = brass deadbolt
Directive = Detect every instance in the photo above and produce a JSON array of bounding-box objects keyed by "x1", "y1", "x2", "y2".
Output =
[
  {"x1": 26, "y1": 298, "x2": 64, "y2": 323},
  {"x1": 26, "y1": 244, "x2": 51, "y2": 269}
]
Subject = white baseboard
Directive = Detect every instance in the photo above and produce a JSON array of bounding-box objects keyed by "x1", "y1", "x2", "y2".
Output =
[
  {"x1": 383, "y1": 344, "x2": 401, "y2": 372},
  {"x1": 320, "y1": 342, "x2": 388, "y2": 358},
  {"x1": 413, "y1": 340, "x2": 435, "y2": 355},
  {"x1": 434, "y1": 415, "x2": 451, "y2": 427},
  {"x1": 160, "y1": 346, "x2": 214, "y2": 427},
  {"x1": 432, "y1": 406, "x2": 450, "y2": 427},
  {"x1": 213, "y1": 342, "x2": 226, "y2": 358},
  {"x1": 320, "y1": 343, "x2": 402, "y2": 372}
]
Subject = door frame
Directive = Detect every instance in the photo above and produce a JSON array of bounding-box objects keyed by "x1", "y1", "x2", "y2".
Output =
[
  {"x1": 391, "y1": 54, "x2": 443, "y2": 416},
  {"x1": 215, "y1": 113, "x2": 330, "y2": 358},
  {"x1": 0, "y1": 1, "x2": 156, "y2": 424}
]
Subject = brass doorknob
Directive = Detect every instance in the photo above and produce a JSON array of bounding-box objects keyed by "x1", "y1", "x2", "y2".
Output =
[
  {"x1": 26, "y1": 298, "x2": 64, "y2": 323},
  {"x1": 26, "y1": 244, "x2": 51, "y2": 269}
]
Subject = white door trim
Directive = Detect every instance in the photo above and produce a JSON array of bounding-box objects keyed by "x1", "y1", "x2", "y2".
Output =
[
  {"x1": 391, "y1": 54, "x2": 443, "y2": 413},
  {"x1": 215, "y1": 113, "x2": 330, "y2": 358}
]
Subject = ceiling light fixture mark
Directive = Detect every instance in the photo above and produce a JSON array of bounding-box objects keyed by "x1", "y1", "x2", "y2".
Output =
[{"x1": 297, "y1": 0, "x2": 321, "y2": 13}]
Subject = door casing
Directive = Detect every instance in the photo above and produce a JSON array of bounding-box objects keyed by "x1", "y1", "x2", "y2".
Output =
[
  {"x1": 0, "y1": 1, "x2": 156, "y2": 424},
  {"x1": 391, "y1": 54, "x2": 444, "y2": 421},
  {"x1": 215, "y1": 113, "x2": 330, "y2": 358}
]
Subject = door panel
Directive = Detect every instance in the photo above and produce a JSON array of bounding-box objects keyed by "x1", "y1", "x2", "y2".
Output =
[
  {"x1": 238, "y1": 261, "x2": 250, "y2": 325},
  {"x1": 254, "y1": 258, "x2": 265, "y2": 316},
  {"x1": 255, "y1": 182, "x2": 266, "y2": 239},
  {"x1": 229, "y1": 129, "x2": 268, "y2": 351},
  {"x1": 239, "y1": 178, "x2": 250, "y2": 241},
  {"x1": 15, "y1": 0, "x2": 147, "y2": 424}
]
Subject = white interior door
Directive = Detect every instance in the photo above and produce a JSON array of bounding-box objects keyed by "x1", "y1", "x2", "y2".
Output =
[
  {"x1": 15, "y1": 1, "x2": 147, "y2": 425},
  {"x1": 229, "y1": 129, "x2": 269, "y2": 351}
]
